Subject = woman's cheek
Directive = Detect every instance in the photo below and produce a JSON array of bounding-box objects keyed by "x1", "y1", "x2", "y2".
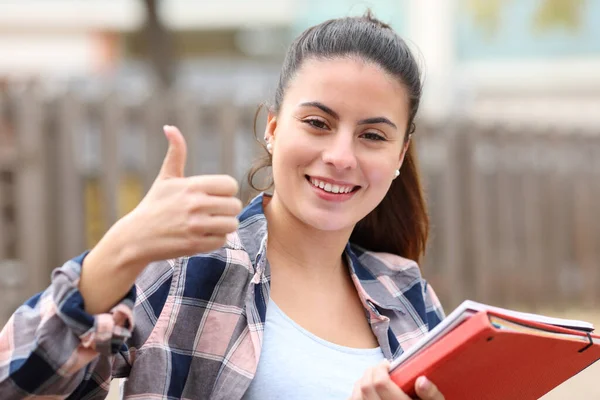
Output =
[{"x1": 365, "y1": 162, "x2": 394, "y2": 188}]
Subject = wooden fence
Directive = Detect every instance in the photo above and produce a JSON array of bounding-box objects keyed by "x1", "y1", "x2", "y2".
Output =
[
  {"x1": 417, "y1": 121, "x2": 600, "y2": 311},
  {"x1": 0, "y1": 83, "x2": 599, "y2": 325}
]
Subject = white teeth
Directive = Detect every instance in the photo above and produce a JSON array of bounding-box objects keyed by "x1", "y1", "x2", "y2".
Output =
[{"x1": 309, "y1": 177, "x2": 354, "y2": 194}]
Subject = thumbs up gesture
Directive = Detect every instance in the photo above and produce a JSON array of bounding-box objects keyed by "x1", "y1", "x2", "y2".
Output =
[
  {"x1": 127, "y1": 125, "x2": 243, "y2": 264},
  {"x1": 78, "y1": 125, "x2": 243, "y2": 314}
]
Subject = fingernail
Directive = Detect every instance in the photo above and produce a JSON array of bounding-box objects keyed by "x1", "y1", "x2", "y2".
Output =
[{"x1": 417, "y1": 376, "x2": 431, "y2": 391}]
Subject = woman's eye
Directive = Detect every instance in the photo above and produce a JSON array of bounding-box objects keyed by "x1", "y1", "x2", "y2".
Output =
[
  {"x1": 303, "y1": 118, "x2": 328, "y2": 130},
  {"x1": 362, "y1": 132, "x2": 386, "y2": 141}
]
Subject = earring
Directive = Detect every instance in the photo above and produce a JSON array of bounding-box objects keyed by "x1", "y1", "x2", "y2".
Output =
[
  {"x1": 394, "y1": 169, "x2": 400, "y2": 178},
  {"x1": 266, "y1": 143, "x2": 273, "y2": 152}
]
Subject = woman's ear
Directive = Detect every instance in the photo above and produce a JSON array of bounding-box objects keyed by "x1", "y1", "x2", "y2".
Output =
[{"x1": 264, "y1": 112, "x2": 277, "y2": 143}]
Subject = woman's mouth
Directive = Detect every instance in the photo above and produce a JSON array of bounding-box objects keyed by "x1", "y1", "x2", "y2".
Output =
[{"x1": 305, "y1": 175, "x2": 360, "y2": 198}]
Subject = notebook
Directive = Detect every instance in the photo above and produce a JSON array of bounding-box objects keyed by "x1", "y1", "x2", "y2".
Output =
[{"x1": 389, "y1": 300, "x2": 600, "y2": 400}]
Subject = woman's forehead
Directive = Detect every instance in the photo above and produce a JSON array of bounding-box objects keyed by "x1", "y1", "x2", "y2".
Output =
[{"x1": 282, "y1": 57, "x2": 409, "y2": 118}]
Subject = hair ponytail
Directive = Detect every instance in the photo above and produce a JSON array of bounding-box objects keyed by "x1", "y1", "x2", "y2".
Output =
[{"x1": 350, "y1": 143, "x2": 429, "y2": 262}]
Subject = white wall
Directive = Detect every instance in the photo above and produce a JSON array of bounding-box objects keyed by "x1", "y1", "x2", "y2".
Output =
[
  {"x1": 406, "y1": 0, "x2": 600, "y2": 127},
  {"x1": 405, "y1": 0, "x2": 457, "y2": 121},
  {"x1": 0, "y1": 33, "x2": 102, "y2": 78}
]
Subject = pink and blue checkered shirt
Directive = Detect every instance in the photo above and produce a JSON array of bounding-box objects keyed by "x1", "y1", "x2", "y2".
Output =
[{"x1": 0, "y1": 193, "x2": 444, "y2": 399}]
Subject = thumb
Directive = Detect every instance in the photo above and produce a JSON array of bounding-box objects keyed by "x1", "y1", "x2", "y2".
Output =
[{"x1": 158, "y1": 125, "x2": 187, "y2": 179}]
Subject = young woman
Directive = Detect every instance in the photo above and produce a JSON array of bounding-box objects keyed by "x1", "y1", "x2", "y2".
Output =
[{"x1": 0, "y1": 12, "x2": 446, "y2": 400}]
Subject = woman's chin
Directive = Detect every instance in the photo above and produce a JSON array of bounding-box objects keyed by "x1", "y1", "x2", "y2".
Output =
[{"x1": 298, "y1": 209, "x2": 357, "y2": 233}]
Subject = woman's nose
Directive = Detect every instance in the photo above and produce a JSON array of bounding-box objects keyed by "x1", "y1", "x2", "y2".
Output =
[{"x1": 321, "y1": 132, "x2": 358, "y2": 170}]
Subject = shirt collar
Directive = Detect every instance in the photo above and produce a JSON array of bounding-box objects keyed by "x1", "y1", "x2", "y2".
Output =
[
  {"x1": 346, "y1": 243, "x2": 422, "y2": 317},
  {"x1": 235, "y1": 192, "x2": 269, "y2": 271}
]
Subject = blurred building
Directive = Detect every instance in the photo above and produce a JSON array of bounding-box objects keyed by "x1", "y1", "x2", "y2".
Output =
[
  {"x1": 451, "y1": 0, "x2": 600, "y2": 128},
  {"x1": 0, "y1": 0, "x2": 293, "y2": 103},
  {"x1": 1, "y1": 0, "x2": 599, "y2": 124}
]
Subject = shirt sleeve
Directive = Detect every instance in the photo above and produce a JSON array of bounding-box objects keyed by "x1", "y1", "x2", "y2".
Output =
[
  {"x1": 0, "y1": 251, "x2": 136, "y2": 399},
  {"x1": 422, "y1": 280, "x2": 446, "y2": 330}
]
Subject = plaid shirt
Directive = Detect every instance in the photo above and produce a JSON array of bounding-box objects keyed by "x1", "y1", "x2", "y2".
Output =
[{"x1": 0, "y1": 193, "x2": 445, "y2": 400}]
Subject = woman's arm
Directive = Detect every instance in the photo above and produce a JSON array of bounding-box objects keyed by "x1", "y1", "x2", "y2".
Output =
[
  {"x1": 0, "y1": 126, "x2": 242, "y2": 398},
  {"x1": 79, "y1": 126, "x2": 241, "y2": 315},
  {"x1": 0, "y1": 253, "x2": 136, "y2": 399}
]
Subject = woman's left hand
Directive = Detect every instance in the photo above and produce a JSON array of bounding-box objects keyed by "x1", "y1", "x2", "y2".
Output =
[{"x1": 349, "y1": 360, "x2": 445, "y2": 400}]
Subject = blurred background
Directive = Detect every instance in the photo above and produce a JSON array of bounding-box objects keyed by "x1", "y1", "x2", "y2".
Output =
[{"x1": 0, "y1": 0, "x2": 598, "y2": 398}]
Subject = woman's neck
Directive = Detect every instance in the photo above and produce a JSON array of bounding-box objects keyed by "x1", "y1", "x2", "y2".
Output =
[{"x1": 263, "y1": 192, "x2": 353, "y2": 282}]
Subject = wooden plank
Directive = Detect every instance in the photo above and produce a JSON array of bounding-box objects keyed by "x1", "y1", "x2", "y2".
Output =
[
  {"x1": 549, "y1": 133, "x2": 570, "y2": 306},
  {"x1": 438, "y1": 120, "x2": 464, "y2": 308},
  {"x1": 487, "y1": 127, "x2": 508, "y2": 305},
  {"x1": 142, "y1": 91, "x2": 169, "y2": 191},
  {"x1": 502, "y1": 128, "x2": 529, "y2": 307},
  {"x1": 486, "y1": 129, "x2": 503, "y2": 304},
  {"x1": 192, "y1": 103, "x2": 218, "y2": 176},
  {"x1": 100, "y1": 92, "x2": 121, "y2": 227},
  {"x1": 13, "y1": 84, "x2": 49, "y2": 296},
  {"x1": 237, "y1": 104, "x2": 263, "y2": 202},
  {"x1": 557, "y1": 134, "x2": 578, "y2": 306},
  {"x1": 572, "y1": 133, "x2": 599, "y2": 306},
  {"x1": 489, "y1": 128, "x2": 506, "y2": 305},
  {"x1": 533, "y1": 131, "x2": 568, "y2": 307},
  {"x1": 116, "y1": 104, "x2": 144, "y2": 218},
  {"x1": 520, "y1": 132, "x2": 545, "y2": 310},
  {"x1": 0, "y1": 260, "x2": 27, "y2": 327},
  {"x1": 174, "y1": 90, "x2": 199, "y2": 176},
  {"x1": 219, "y1": 99, "x2": 238, "y2": 179},
  {"x1": 511, "y1": 134, "x2": 529, "y2": 306},
  {"x1": 469, "y1": 123, "x2": 494, "y2": 303},
  {"x1": 412, "y1": 126, "x2": 442, "y2": 298},
  {"x1": 511, "y1": 140, "x2": 531, "y2": 307},
  {"x1": 55, "y1": 91, "x2": 86, "y2": 260},
  {"x1": 536, "y1": 135, "x2": 554, "y2": 307}
]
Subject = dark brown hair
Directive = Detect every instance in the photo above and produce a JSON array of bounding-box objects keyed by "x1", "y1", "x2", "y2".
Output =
[{"x1": 248, "y1": 11, "x2": 429, "y2": 262}]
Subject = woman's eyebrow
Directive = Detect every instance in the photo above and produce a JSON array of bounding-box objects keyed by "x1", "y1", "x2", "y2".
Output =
[
  {"x1": 299, "y1": 101, "x2": 339, "y2": 119},
  {"x1": 298, "y1": 101, "x2": 397, "y2": 129},
  {"x1": 357, "y1": 117, "x2": 397, "y2": 130}
]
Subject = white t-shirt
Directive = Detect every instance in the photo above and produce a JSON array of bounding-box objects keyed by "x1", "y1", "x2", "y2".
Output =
[{"x1": 241, "y1": 299, "x2": 385, "y2": 399}]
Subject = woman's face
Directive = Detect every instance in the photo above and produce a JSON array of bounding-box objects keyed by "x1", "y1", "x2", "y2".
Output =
[{"x1": 266, "y1": 57, "x2": 410, "y2": 233}]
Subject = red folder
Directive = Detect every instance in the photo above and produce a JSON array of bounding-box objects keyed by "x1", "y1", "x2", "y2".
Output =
[{"x1": 389, "y1": 310, "x2": 600, "y2": 400}]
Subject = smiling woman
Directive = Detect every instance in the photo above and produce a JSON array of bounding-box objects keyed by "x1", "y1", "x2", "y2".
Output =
[
  {"x1": 0, "y1": 10, "x2": 445, "y2": 400},
  {"x1": 249, "y1": 15, "x2": 428, "y2": 263}
]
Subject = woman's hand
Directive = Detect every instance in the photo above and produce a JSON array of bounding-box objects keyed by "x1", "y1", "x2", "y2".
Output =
[
  {"x1": 125, "y1": 125, "x2": 243, "y2": 264},
  {"x1": 79, "y1": 125, "x2": 242, "y2": 314},
  {"x1": 349, "y1": 360, "x2": 445, "y2": 400}
]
